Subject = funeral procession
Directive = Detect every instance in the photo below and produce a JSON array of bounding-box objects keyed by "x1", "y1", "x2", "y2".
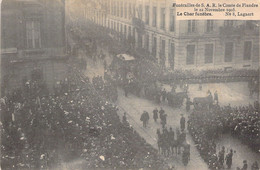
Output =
[{"x1": 0, "y1": 0, "x2": 259, "y2": 169}]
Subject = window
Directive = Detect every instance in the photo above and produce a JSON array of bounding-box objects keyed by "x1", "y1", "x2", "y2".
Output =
[
  {"x1": 128, "y1": 26, "x2": 132, "y2": 38},
  {"x1": 244, "y1": 41, "x2": 252, "y2": 60},
  {"x1": 152, "y1": 36, "x2": 157, "y2": 56},
  {"x1": 170, "y1": 9, "x2": 175, "y2": 32},
  {"x1": 129, "y1": 3, "x2": 132, "y2": 19},
  {"x1": 138, "y1": 33, "x2": 142, "y2": 47},
  {"x1": 121, "y1": 2, "x2": 123, "y2": 17},
  {"x1": 138, "y1": 5, "x2": 142, "y2": 19},
  {"x1": 152, "y1": 7, "x2": 157, "y2": 27},
  {"x1": 26, "y1": 20, "x2": 41, "y2": 49},
  {"x1": 124, "y1": 25, "x2": 127, "y2": 38},
  {"x1": 224, "y1": 42, "x2": 233, "y2": 62},
  {"x1": 224, "y1": 20, "x2": 234, "y2": 27},
  {"x1": 169, "y1": 42, "x2": 175, "y2": 68},
  {"x1": 161, "y1": 39, "x2": 165, "y2": 56},
  {"x1": 204, "y1": 44, "x2": 214, "y2": 63},
  {"x1": 117, "y1": 1, "x2": 120, "y2": 17},
  {"x1": 145, "y1": 34, "x2": 149, "y2": 50},
  {"x1": 160, "y1": 8, "x2": 165, "y2": 29},
  {"x1": 133, "y1": 4, "x2": 136, "y2": 18},
  {"x1": 246, "y1": 21, "x2": 255, "y2": 30},
  {"x1": 145, "y1": 6, "x2": 149, "y2": 25},
  {"x1": 186, "y1": 45, "x2": 195, "y2": 65},
  {"x1": 124, "y1": 2, "x2": 127, "y2": 18},
  {"x1": 188, "y1": 20, "x2": 196, "y2": 33},
  {"x1": 206, "y1": 20, "x2": 214, "y2": 32}
]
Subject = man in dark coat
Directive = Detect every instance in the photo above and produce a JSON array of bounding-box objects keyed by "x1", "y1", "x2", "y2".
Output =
[
  {"x1": 153, "y1": 108, "x2": 158, "y2": 122},
  {"x1": 161, "y1": 88, "x2": 167, "y2": 102},
  {"x1": 225, "y1": 149, "x2": 233, "y2": 169},
  {"x1": 159, "y1": 107, "x2": 165, "y2": 121},
  {"x1": 180, "y1": 114, "x2": 186, "y2": 132},
  {"x1": 140, "y1": 111, "x2": 149, "y2": 128},
  {"x1": 161, "y1": 113, "x2": 167, "y2": 129}
]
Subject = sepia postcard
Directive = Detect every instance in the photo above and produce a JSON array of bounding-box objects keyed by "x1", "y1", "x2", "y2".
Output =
[{"x1": 0, "y1": 0, "x2": 259, "y2": 169}]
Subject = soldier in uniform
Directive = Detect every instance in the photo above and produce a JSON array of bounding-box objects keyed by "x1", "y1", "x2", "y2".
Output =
[
  {"x1": 180, "y1": 114, "x2": 186, "y2": 132},
  {"x1": 153, "y1": 108, "x2": 158, "y2": 122}
]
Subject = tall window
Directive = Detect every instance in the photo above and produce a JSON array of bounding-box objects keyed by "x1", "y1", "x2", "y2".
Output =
[
  {"x1": 152, "y1": 36, "x2": 157, "y2": 57},
  {"x1": 124, "y1": 25, "x2": 127, "y2": 38},
  {"x1": 188, "y1": 20, "x2": 196, "y2": 33},
  {"x1": 145, "y1": 34, "x2": 149, "y2": 50},
  {"x1": 152, "y1": 7, "x2": 157, "y2": 27},
  {"x1": 224, "y1": 42, "x2": 233, "y2": 62},
  {"x1": 138, "y1": 33, "x2": 142, "y2": 47},
  {"x1": 145, "y1": 6, "x2": 149, "y2": 25},
  {"x1": 120, "y1": 2, "x2": 123, "y2": 17},
  {"x1": 161, "y1": 39, "x2": 165, "y2": 56},
  {"x1": 133, "y1": 4, "x2": 136, "y2": 18},
  {"x1": 186, "y1": 45, "x2": 195, "y2": 65},
  {"x1": 169, "y1": 42, "x2": 175, "y2": 68},
  {"x1": 244, "y1": 41, "x2": 252, "y2": 60},
  {"x1": 138, "y1": 5, "x2": 142, "y2": 19},
  {"x1": 205, "y1": 44, "x2": 214, "y2": 63},
  {"x1": 117, "y1": 2, "x2": 120, "y2": 17},
  {"x1": 128, "y1": 3, "x2": 132, "y2": 19},
  {"x1": 26, "y1": 20, "x2": 41, "y2": 49},
  {"x1": 124, "y1": 2, "x2": 127, "y2": 18},
  {"x1": 160, "y1": 39, "x2": 166, "y2": 66},
  {"x1": 206, "y1": 20, "x2": 214, "y2": 32},
  {"x1": 160, "y1": 8, "x2": 165, "y2": 29},
  {"x1": 128, "y1": 26, "x2": 132, "y2": 38},
  {"x1": 169, "y1": 9, "x2": 175, "y2": 32}
]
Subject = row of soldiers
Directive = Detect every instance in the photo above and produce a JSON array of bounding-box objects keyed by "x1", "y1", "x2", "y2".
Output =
[{"x1": 140, "y1": 108, "x2": 168, "y2": 128}]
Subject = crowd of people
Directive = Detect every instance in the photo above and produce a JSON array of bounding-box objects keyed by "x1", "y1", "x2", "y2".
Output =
[
  {"x1": 0, "y1": 66, "x2": 167, "y2": 169},
  {"x1": 188, "y1": 104, "x2": 260, "y2": 169},
  {"x1": 164, "y1": 69, "x2": 259, "y2": 84},
  {"x1": 92, "y1": 75, "x2": 118, "y2": 102}
]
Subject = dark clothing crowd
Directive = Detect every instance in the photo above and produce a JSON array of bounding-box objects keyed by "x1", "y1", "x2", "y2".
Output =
[
  {"x1": 92, "y1": 75, "x2": 118, "y2": 102},
  {"x1": 188, "y1": 104, "x2": 260, "y2": 169},
  {"x1": 0, "y1": 67, "x2": 166, "y2": 169}
]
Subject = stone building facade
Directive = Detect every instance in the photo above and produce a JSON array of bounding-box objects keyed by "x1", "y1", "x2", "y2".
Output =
[
  {"x1": 1, "y1": 0, "x2": 67, "y2": 96},
  {"x1": 85, "y1": 0, "x2": 259, "y2": 71}
]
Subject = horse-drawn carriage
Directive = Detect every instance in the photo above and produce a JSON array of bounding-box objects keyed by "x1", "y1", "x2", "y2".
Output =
[
  {"x1": 193, "y1": 95, "x2": 214, "y2": 109},
  {"x1": 167, "y1": 91, "x2": 188, "y2": 108}
]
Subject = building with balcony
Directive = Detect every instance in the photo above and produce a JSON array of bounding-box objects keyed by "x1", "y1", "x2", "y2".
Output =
[
  {"x1": 1, "y1": 0, "x2": 67, "y2": 96},
  {"x1": 85, "y1": 0, "x2": 259, "y2": 71}
]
